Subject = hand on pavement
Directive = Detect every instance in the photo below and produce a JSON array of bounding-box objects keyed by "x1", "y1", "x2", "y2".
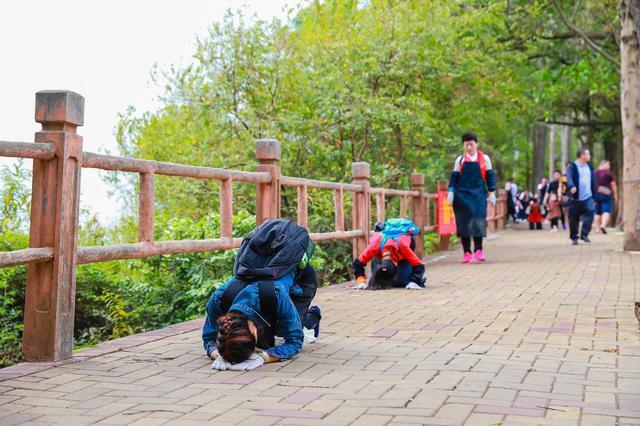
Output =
[
  {"x1": 405, "y1": 282, "x2": 424, "y2": 290},
  {"x1": 211, "y1": 355, "x2": 233, "y2": 370},
  {"x1": 211, "y1": 352, "x2": 265, "y2": 371},
  {"x1": 353, "y1": 276, "x2": 367, "y2": 290},
  {"x1": 227, "y1": 353, "x2": 265, "y2": 370}
]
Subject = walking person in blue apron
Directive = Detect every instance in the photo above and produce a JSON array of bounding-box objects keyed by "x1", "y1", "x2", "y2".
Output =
[{"x1": 447, "y1": 132, "x2": 497, "y2": 263}]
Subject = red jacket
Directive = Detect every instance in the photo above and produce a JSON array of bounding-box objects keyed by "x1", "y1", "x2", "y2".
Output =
[
  {"x1": 528, "y1": 201, "x2": 542, "y2": 223},
  {"x1": 358, "y1": 234, "x2": 424, "y2": 267}
]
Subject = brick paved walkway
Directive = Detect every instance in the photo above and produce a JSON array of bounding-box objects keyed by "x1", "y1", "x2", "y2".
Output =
[{"x1": 1, "y1": 226, "x2": 639, "y2": 425}]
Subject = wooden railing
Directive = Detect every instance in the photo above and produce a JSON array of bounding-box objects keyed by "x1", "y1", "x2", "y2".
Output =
[{"x1": 0, "y1": 90, "x2": 506, "y2": 362}]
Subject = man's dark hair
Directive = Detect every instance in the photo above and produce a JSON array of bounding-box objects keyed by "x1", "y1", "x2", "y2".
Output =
[
  {"x1": 461, "y1": 132, "x2": 477, "y2": 143},
  {"x1": 553, "y1": 169, "x2": 562, "y2": 175},
  {"x1": 576, "y1": 147, "x2": 589, "y2": 158}
]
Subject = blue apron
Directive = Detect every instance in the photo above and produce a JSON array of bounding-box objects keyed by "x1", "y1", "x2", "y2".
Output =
[{"x1": 453, "y1": 162, "x2": 487, "y2": 238}]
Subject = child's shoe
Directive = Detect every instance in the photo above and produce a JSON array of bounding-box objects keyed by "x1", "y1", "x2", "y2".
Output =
[
  {"x1": 462, "y1": 252, "x2": 473, "y2": 263},
  {"x1": 474, "y1": 249, "x2": 486, "y2": 262},
  {"x1": 308, "y1": 305, "x2": 322, "y2": 338}
]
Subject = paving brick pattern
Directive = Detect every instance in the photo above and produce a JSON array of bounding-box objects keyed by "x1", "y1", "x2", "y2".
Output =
[{"x1": 1, "y1": 226, "x2": 639, "y2": 425}]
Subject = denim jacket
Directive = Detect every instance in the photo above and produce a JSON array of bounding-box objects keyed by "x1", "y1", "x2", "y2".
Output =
[{"x1": 202, "y1": 271, "x2": 303, "y2": 360}]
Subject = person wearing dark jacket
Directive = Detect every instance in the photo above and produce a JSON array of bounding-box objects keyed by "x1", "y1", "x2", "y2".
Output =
[
  {"x1": 202, "y1": 220, "x2": 322, "y2": 370},
  {"x1": 447, "y1": 132, "x2": 497, "y2": 263},
  {"x1": 565, "y1": 147, "x2": 596, "y2": 245}
]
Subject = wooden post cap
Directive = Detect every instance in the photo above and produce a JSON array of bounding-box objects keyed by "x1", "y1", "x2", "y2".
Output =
[
  {"x1": 351, "y1": 162, "x2": 370, "y2": 179},
  {"x1": 35, "y1": 90, "x2": 84, "y2": 126},
  {"x1": 256, "y1": 139, "x2": 281, "y2": 161},
  {"x1": 410, "y1": 172, "x2": 424, "y2": 186}
]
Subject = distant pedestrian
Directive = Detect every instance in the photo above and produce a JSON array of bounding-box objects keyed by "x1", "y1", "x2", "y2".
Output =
[
  {"x1": 447, "y1": 132, "x2": 497, "y2": 263},
  {"x1": 594, "y1": 159, "x2": 618, "y2": 234},
  {"x1": 538, "y1": 177, "x2": 549, "y2": 215},
  {"x1": 516, "y1": 191, "x2": 530, "y2": 222},
  {"x1": 560, "y1": 163, "x2": 571, "y2": 229},
  {"x1": 544, "y1": 170, "x2": 565, "y2": 230},
  {"x1": 566, "y1": 148, "x2": 596, "y2": 245},
  {"x1": 527, "y1": 197, "x2": 543, "y2": 230},
  {"x1": 546, "y1": 193, "x2": 562, "y2": 232},
  {"x1": 505, "y1": 179, "x2": 518, "y2": 223}
]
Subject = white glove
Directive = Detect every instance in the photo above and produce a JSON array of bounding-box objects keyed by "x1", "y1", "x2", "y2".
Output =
[
  {"x1": 211, "y1": 352, "x2": 265, "y2": 371},
  {"x1": 227, "y1": 353, "x2": 265, "y2": 371},
  {"x1": 211, "y1": 354, "x2": 233, "y2": 370},
  {"x1": 303, "y1": 327, "x2": 318, "y2": 344},
  {"x1": 405, "y1": 282, "x2": 424, "y2": 290},
  {"x1": 447, "y1": 191, "x2": 454, "y2": 205},
  {"x1": 489, "y1": 192, "x2": 496, "y2": 206}
]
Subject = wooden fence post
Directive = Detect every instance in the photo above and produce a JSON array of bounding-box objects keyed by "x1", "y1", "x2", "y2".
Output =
[
  {"x1": 351, "y1": 162, "x2": 371, "y2": 260},
  {"x1": 497, "y1": 189, "x2": 506, "y2": 230},
  {"x1": 437, "y1": 179, "x2": 450, "y2": 251},
  {"x1": 23, "y1": 90, "x2": 84, "y2": 361},
  {"x1": 487, "y1": 193, "x2": 496, "y2": 233},
  {"x1": 411, "y1": 172, "x2": 425, "y2": 258},
  {"x1": 255, "y1": 139, "x2": 281, "y2": 225}
]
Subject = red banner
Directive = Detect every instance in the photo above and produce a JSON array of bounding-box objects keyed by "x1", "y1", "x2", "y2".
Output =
[{"x1": 437, "y1": 190, "x2": 456, "y2": 235}]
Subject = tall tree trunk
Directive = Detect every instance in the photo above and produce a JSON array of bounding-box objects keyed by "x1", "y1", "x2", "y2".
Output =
[
  {"x1": 532, "y1": 123, "x2": 548, "y2": 190},
  {"x1": 620, "y1": 0, "x2": 640, "y2": 250},
  {"x1": 561, "y1": 123, "x2": 571, "y2": 168},
  {"x1": 548, "y1": 125, "x2": 556, "y2": 177},
  {"x1": 603, "y1": 115, "x2": 623, "y2": 225}
]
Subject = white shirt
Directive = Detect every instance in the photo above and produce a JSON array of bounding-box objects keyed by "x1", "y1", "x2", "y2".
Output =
[{"x1": 453, "y1": 152, "x2": 493, "y2": 172}]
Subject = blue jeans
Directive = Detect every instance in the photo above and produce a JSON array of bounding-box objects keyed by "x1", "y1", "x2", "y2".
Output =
[{"x1": 569, "y1": 197, "x2": 595, "y2": 240}]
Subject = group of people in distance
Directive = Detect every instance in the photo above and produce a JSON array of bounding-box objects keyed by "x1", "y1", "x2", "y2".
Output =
[
  {"x1": 505, "y1": 148, "x2": 618, "y2": 245},
  {"x1": 200, "y1": 131, "x2": 501, "y2": 369}
]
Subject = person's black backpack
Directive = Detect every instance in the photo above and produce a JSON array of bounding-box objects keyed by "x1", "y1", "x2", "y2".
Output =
[
  {"x1": 234, "y1": 219, "x2": 312, "y2": 281},
  {"x1": 221, "y1": 219, "x2": 313, "y2": 348}
]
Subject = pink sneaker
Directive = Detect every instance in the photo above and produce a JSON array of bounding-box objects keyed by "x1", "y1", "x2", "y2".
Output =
[
  {"x1": 462, "y1": 252, "x2": 473, "y2": 263},
  {"x1": 474, "y1": 249, "x2": 486, "y2": 262}
]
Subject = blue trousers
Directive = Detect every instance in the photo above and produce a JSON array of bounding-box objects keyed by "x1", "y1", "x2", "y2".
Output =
[{"x1": 569, "y1": 197, "x2": 595, "y2": 240}]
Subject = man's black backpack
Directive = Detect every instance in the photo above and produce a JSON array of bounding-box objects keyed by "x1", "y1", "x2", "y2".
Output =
[{"x1": 220, "y1": 219, "x2": 312, "y2": 348}]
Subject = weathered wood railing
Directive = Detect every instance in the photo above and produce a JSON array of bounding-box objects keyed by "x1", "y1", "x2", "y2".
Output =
[{"x1": 0, "y1": 90, "x2": 506, "y2": 362}]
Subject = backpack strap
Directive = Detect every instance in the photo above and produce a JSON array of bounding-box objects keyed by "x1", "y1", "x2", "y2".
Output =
[
  {"x1": 258, "y1": 280, "x2": 277, "y2": 325},
  {"x1": 477, "y1": 150, "x2": 487, "y2": 181},
  {"x1": 257, "y1": 280, "x2": 278, "y2": 349},
  {"x1": 460, "y1": 151, "x2": 487, "y2": 182},
  {"x1": 220, "y1": 279, "x2": 248, "y2": 314}
]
